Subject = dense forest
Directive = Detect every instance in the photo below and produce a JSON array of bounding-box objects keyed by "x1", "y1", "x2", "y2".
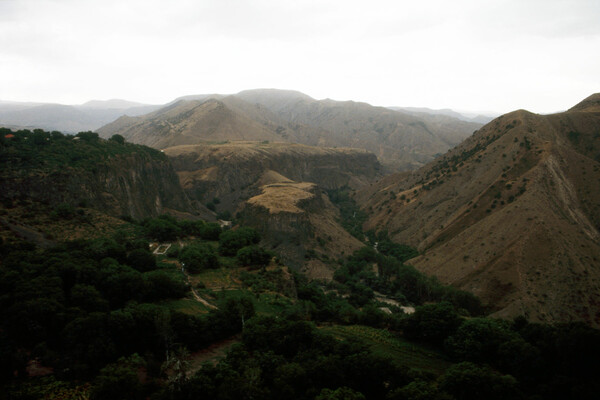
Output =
[{"x1": 1, "y1": 129, "x2": 599, "y2": 399}]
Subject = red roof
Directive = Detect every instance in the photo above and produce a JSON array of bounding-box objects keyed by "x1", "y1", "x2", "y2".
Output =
[{"x1": 4, "y1": 134, "x2": 14, "y2": 138}]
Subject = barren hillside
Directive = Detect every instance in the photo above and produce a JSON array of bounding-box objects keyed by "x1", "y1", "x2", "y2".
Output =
[{"x1": 356, "y1": 94, "x2": 600, "y2": 326}]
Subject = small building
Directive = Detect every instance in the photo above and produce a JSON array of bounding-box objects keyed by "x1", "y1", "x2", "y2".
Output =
[{"x1": 218, "y1": 220, "x2": 232, "y2": 228}]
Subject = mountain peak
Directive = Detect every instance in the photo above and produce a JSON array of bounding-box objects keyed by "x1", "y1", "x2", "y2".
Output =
[
  {"x1": 80, "y1": 99, "x2": 148, "y2": 109},
  {"x1": 235, "y1": 88, "x2": 314, "y2": 102},
  {"x1": 568, "y1": 93, "x2": 600, "y2": 112}
]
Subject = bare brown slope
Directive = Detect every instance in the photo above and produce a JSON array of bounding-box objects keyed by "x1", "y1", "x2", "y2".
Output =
[
  {"x1": 357, "y1": 99, "x2": 600, "y2": 326},
  {"x1": 97, "y1": 99, "x2": 294, "y2": 148},
  {"x1": 164, "y1": 141, "x2": 381, "y2": 213},
  {"x1": 569, "y1": 93, "x2": 600, "y2": 113}
]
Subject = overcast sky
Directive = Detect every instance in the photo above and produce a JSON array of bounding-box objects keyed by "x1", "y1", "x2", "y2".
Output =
[{"x1": 1, "y1": 0, "x2": 599, "y2": 114}]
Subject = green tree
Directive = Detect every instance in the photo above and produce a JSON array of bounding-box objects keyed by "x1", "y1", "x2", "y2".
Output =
[
  {"x1": 316, "y1": 386, "x2": 366, "y2": 400},
  {"x1": 218, "y1": 227, "x2": 260, "y2": 256},
  {"x1": 403, "y1": 302, "x2": 462, "y2": 345},
  {"x1": 90, "y1": 354, "x2": 146, "y2": 400},
  {"x1": 179, "y1": 243, "x2": 219, "y2": 273},
  {"x1": 109, "y1": 134, "x2": 125, "y2": 144},
  {"x1": 199, "y1": 222, "x2": 222, "y2": 241},
  {"x1": 439, "y1": 362, "x2": 519, "y2": 400},
  {"x1": 143, "y1": 216, "x2": 180, "y2": 241},
  {"x1": 126, "y1": 248, "x2": 157, "y2": 272},
  {"x1": 76, "y1": 131, "x2": 100, "y2": 142},
  {"x1": 70, "y1": 284, "x2": 109, "y2": 312},
  {"x1": 445, "y1": 318, "x2": 519, "y2": 363}
]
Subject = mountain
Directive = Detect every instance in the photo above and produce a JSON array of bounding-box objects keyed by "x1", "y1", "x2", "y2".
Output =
[
  {"x1": 390, "y1": 106, "x2": 496, "y2": 124},
  {"x1": 356, "y1": 94, "x2": 600, "y2": 326},
  {"x1": 164, "y1": 141, "x2": 381, "y2": 213},
  {"x1": 0, "y1": 100, "x2": 160, "y2": 133},
  {"x1": 79, "y1": 99, "x2": 149, "y2": 109},
  {"x1": 98, "y1": 89, "x2": 482, "y2": 171},
  {"x1": 98, "y1": 98, "x2": 309, "y2": 149}
]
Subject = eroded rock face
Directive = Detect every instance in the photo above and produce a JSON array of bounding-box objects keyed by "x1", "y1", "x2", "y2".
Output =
[
  {"x1": 164, "y1": 142, "x2": 381, "y2": 212},
  {"x1": 1, "y1": 152, "x2": 194, "y2": 219},
  {"x1": 241, "y1": 182, "x2": 363, "y2": 272}
]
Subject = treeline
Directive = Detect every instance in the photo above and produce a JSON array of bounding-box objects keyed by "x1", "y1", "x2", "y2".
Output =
[{"x1": 0, "y1": 128, "x2": 164, "y2": 173}]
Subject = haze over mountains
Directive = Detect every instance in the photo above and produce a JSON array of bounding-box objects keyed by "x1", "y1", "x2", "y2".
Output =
[
  {"x1": 390, "y1": 106, "x2": 496, "y2": 124},
  {"x1": 357, "y1": 93, "x2": 600, "y2": 326}
]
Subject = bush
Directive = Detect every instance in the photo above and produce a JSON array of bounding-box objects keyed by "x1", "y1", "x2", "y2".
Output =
[
  {"x1": 179, "y1": 243, "x2": 219, "y2": 273},
  {"x1": 439, "y1": 362, "x2": 518, "y2": 400},
  {"x1": 143, "y1": 216, "x2": 180, "y2": 241},
  {"x1": 52, "y1": 203, "x2": 76, "y2": 219},
  {"x1": 236, "y1": 245, "x2": 272, "y2": 268},
  {"x1": 109, "y1": 134, "x2": 125, "y2": 145}
]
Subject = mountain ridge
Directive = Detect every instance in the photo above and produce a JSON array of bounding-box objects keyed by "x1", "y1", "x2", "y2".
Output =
[{"x1": 98, "y1": 89, "x2": 482, "y2": 171}]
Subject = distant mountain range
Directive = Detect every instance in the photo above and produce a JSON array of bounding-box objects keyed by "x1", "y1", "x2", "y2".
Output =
[
  {"x1": 357, "y1": 93, "x2": 600, "y2": 326},
  {"x1": 389, "y1": 106, "x2": 496, "y2": 124},
  {"x1": 97, "y1": 89, "x2": 483, "y2": 171},
  {"x1": 0, "y1": 99, "x2": 160, "y2": 133}
]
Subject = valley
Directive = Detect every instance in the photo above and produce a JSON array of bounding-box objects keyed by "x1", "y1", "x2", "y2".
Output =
[{"x1": 1, "y1": 93, "x2": 599, "y2": 400}]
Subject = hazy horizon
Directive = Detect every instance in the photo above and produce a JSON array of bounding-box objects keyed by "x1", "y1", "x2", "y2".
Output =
[{"x1": 1, "y1": 0, "x2": 599, "y2": 114}]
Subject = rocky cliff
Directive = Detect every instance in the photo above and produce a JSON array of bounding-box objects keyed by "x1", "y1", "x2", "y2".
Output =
[
  {"x1": 0, "y1": 130, "x2": 195, "y2": 220},
  {"x1": 164, "y1": 142, "x2": 381, "y2": 213},
  {"x1": 240, "y1": 181, "x2": 364, "y2": 274}
]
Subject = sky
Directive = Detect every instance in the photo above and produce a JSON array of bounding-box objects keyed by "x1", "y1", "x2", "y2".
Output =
[{"x1": 0, "y1": 0, "x2": 599, "y2": 114}]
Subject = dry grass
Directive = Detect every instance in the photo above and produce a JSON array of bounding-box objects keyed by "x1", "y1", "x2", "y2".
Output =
[{"x1": 247, "y1": 182, "x2": 316, "y2": 214}]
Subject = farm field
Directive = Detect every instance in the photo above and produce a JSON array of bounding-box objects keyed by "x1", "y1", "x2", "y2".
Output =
[{"x1": 319, "y1": 325, "x2": 453, "y2": 375}]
